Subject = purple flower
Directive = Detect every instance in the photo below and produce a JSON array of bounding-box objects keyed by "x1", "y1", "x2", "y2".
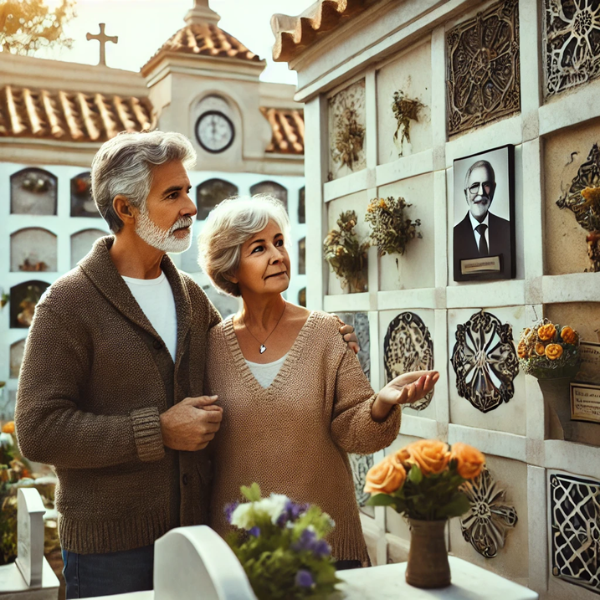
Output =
[
  {"x1": 277, "y1": 499, "x2": 308, "y2": 526},
  {"x1": 248, "y1": 526, "x2": 260, "y2": 537},
  {"x1": 295, "y1": 569, "x2": 314, "y2": 589},
  {"x1": 292, "y1": 528, "x2": 317, "y2": 552},
  {"x1": 224, "y1": 502, "x2": 239, "y2": 524},
  {"x1": 312, "y1": 539, "x2": 331, "y2": 558}
]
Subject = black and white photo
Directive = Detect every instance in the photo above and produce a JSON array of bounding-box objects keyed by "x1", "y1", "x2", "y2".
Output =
[{"x1": 453, "y1": 145, "x2": 516, "y2": 282}]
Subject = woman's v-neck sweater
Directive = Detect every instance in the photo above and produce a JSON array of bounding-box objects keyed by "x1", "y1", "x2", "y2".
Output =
[{"x1": 205, "y1": 311, "x2": 401, "y2": 563}]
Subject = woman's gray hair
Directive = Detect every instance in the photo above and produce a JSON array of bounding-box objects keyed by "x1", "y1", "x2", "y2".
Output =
[
  {"x1": 198, "y1": 195, "x2": 291, "y2": 297},
  {"x1": 91, "y1": 130, "x2": 197, "y2": 233}
]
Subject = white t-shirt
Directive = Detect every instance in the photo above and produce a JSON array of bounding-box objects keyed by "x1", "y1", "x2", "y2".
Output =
[
  {"x1": 122, "y1": 272, "x2": 178, "y2": 361},
  {"x1": 245, "y1": 353, "x2": 288, "y2": 389}
]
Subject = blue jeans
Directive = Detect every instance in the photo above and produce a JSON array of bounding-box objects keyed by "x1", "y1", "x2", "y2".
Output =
[{"x1": 62, "y1": 545, "x2": 154, "y2": 598}]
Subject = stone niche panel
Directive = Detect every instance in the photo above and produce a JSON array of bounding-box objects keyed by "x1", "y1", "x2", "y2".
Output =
[
  {"x1": 380, "y1": 309, "x2": 436, "y2": 419},
  {"x1": 10, "y1": 339, "x2": 26, "y2": 379},
  {"x1": 10, "y1": 280, "x2": 50, "y2": 329},
  {"x1": 543, "y1": 0, "x2": 600, "y2": 98},
  {"x1": 548, "y1": 470, "x2": 600, "y2": 596},
  {"x1": 10, "y1": 168, "x2": 57, "y2": 215},
  {"x1": 70, "y1": 229, "x2": 107, "y2": 268},
  {"x1": 0, "y1": 390, "x2": 17, "y2": 422},
  {"x1": 10, "y1": 228, "x2": 57, "y2": 272},
  {"x1": 326, "y1": 191, "x2": 370, "y2": 295},
  {"x1": 197, "y1": 179, "x2": 238, "y2": 221},
  {"x1": 298, "y1": 187, "x2": 305, "y2": 224},
  {"x1": 328, "y1": 80, "x2": 366, "y2": 180},
  {"x1": 448, "y1": 306, "x2": 526, "y2": 436},
  {"x1": 544, "y1": 117, "x2": 600, "y2": 275},
  {"x1": 449, "y1": 454, "x2": 527, "y2": 586},
  {"x1": 378, "y1": 173, "x2": 435, "y2": 291},
  {"x1": 446, "y1": 0, "x2": 520, "y2": 137},
  {"x1": 376, "y1": 40, "x2": 432, "y2": 164},
  {"x1": 250, "y1": 181, "x2": 288, "y2": 211},
  {"x1": 71, "y1": 172, "x2": 99, "y2": 218}
]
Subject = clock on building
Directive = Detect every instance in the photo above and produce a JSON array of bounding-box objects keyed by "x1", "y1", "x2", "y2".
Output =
[{"x1": 195, "y1": 110, "x2": 235, "y2": 153}]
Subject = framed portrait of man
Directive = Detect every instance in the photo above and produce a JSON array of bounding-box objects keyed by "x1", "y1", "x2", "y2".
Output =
[{"x1": 453, "y1": 144, "x2": 516, "y2": 282}]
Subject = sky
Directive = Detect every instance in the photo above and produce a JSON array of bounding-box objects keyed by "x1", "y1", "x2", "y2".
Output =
[{"x1": 35, "y1": 0, "x2": 311, "y2": 84}]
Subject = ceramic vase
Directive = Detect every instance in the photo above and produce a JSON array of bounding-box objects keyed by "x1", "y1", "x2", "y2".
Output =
[{"x1": 405, "y1": 518, "x2": 451, "y2": 589}]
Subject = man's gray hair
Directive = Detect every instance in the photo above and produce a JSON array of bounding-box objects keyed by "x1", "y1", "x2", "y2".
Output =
[
  {"x1": 198, "y1": 195, "x2": 291, "y2": 297},
  {"x1": 464, "y1": 159, "x2": 495, "y2": 191},
  {"x1": 91, "y1": 131, "x2": 197, "y2": 233}
]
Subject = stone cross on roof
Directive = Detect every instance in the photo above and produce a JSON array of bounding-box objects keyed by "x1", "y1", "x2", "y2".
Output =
[{"x1": 86, "y1": 23, "x2": 118, "y2": 67}]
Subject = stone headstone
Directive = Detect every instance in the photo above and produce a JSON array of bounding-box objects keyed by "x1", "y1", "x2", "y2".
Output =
[{"x1": 16, "y1": 488, "x2": 46, "y2": 587}]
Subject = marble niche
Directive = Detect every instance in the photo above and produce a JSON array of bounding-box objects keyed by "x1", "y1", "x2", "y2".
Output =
[
  {"x1": 197, "y1": 179, "x2": 238, "y2": 221},
  {"x1": 298, "y1": 187, "x2": 305, "y2": 224},
  {"x1": 10, "y1": 228, "x2": 57, "y2": 273},
  {"x1": 10, "y1": 281, "x2": 50, "y2": 329},
  {"x1": 250, "y1": 181, "x2": 288, "y2": 211},
  {"x1": 10, "y1": 168, "x2": 57, "y2": 215},
  {"x1": 70, "y1": 172, "x2": 99, "y2": 218},
  {"x1": 70, "y1": 229, "x2": 107, "y2": 268},
  {"x1": 10, "y1": 339, "x2": 26, "y2": 379}
]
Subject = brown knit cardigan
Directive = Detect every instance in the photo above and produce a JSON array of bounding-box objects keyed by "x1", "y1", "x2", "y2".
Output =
[
  {"x1": 15, "y1": 236, "x2": 221, "y2": 554},
  {"x1": 205, "y1": 312, "x2": 401, "y2": 564}
]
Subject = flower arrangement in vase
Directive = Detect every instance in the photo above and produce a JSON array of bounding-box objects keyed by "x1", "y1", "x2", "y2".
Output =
[
  {"x1": 323, "y1": 210, "x2": 369, "y2": 293},
  {"x1": 365, "y1": 439, "x2": 485, "y2": 589},
  {"x1": 226, "y1": 483, "x2": 339, "y2": 600},
  {"x1": 517, "y1": 319, "x2": 580, "y2": 380},
  {"x1": 365, "y1": 196, "x2": 422, "y2": 258}
]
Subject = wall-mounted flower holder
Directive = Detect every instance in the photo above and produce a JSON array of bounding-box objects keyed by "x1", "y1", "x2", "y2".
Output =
[
  {"x1": 391, "y1": 90, "x2": 424, "y2": 156},
  {"x1": 323, "y1": 210, "x2": 369, "y2": 293},
  {"x1": 365, "y1": 196, "x2": 422, "y2": 260}
]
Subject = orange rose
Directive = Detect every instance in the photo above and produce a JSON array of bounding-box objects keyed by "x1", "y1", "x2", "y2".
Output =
[
  {"x1": 560, "y1": 326, "x2": 577, "y2": 345},
  {"x1": 364, "y1": 454, "x2": 406, "y2": 494},
  {"x1": 450, "y1": 442, "x2": 485, "y2": 479},
  {"x1": 517, "y1": 341, "x2": 528, "y2": 359},
  {"x1": 545, "y1": 344, "x2": 563, "y2": 360},
  {"x1": 1, "y1": 422, "x2": 14, "y2": 434},
  {"x1": 535, "y1": 343, "x2": 546, "y2": 356},
  {"x1": 404, "y1": 439, "x2": 450, "y2": 476},
  {"x1": 538, "y1": 323, "x2": 556, "y2": 341}
]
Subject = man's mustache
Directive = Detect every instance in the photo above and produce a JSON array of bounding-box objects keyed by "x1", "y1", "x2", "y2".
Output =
[
  {"x1": 169, "y1": 216, "x2": 194, "y2": 234},
  {"x1": 472, "y1": 195, "x2": 491, "y2": 204}
]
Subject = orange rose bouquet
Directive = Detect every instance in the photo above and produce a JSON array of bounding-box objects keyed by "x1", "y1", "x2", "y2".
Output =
[
  {"x1": 517, "y1": 319, "x2": 580, "y2": 379},
  {"x1": 365, "y1": 439, "x2": 485, "y2": 520}
]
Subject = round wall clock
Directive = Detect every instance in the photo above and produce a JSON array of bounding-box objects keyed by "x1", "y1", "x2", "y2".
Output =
[{"x1": 195, "y1": 110, "x2": 235, "y2": 153}]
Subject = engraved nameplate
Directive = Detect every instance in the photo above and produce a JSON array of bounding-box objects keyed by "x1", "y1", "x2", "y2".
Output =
[
  {"x1": 571, "y1": 383, "x2": 600, "y2": 424},
  {"x1": 461, "y1": 255, "x2": 501, "y2": 275}
]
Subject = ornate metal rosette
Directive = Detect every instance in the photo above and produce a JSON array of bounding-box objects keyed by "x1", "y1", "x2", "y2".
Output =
[
  {"x1": 460, "y1": 467, "x2": 518, "y2": 558},
  {"x1": 550, "y1": 473, "x2": 600, "y2": 593},
  {"x1": 446, "y1": 0, "x2": 520, "y2": 136},
  {"x1": 349, "y1": 453, "x2": 374, "y2": 507},
  {"x1": 556, "y1": 143, "x2": 600, "y2": 233},
  {"x1": 543, "y1": 0, "x2": 600, "y2": 97},
  {"x1": 451, "y1": 310, "x2": 519, "y2": 413},
  {"x1": 384, "y1": 312, "x2": 434, "y2": 411}
]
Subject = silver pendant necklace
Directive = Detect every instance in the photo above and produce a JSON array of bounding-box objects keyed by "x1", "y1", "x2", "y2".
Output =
[{"x1": 242, "y1": 303, "x2": 286, "y2": 354}]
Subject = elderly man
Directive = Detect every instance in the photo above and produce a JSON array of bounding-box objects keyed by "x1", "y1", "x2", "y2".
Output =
[
  {"x1": 453, "y1": 159, "x2": 512, "y2": 280},
  {"x1": 15, "y1": 131, "x2": 356, "y2": 598}
]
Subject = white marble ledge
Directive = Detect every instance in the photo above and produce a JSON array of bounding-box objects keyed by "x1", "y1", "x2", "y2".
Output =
[
  {"x1": 0, "y1": 558, "x2": 59, "y2": 599},
  {"x1": 84, "y1": 557, "x2": 538, "y2": 600}
]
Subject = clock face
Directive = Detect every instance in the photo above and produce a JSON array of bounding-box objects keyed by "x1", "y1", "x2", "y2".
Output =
[{"x1": 195, "y1": 110, "x2": 235, "y2": 153}]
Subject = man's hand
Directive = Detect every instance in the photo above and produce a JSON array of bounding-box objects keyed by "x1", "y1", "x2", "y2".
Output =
[
  {"x1": 160, "y1": 395, "x2": 222, "y2": 451},
  {"x1": 336, "y1": 317, "x2": 360, "y2": 354},
  {"x1": 372, "y1": 371, "x2": 439, "y2": 421}
]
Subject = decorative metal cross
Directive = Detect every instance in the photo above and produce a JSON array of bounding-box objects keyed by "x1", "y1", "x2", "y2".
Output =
[{"x1": 86, "y1": 23, "x2": 118, "y2": 67}]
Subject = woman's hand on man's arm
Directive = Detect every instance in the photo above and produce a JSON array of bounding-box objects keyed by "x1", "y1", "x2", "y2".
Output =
[{"x1": 371, "y1": 370, "x2": 440, "y2": 421}]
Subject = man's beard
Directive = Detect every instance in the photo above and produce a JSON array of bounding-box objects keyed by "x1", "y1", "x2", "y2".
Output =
[{"x1": 135, "y1": 208, "x2": 193, "y2": 253}]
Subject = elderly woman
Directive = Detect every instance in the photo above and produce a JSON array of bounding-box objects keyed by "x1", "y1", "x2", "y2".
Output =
[{"x1": 198, "y1": 196, "x2": 438, "y2": 568}]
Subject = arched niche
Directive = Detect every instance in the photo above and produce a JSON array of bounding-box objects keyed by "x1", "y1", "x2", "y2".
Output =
[
  {"x1": 298, "y1": 287, "x2": 306, "y2": 307},
  {"x1": 71, "y1": 229, "x2": 107, "y2": 268},
  {"x1": 298, "y1": 237, "x2": 306, "y2": 275},
  {"x1": 298, "y1": 187, "x2": 306, "y2": 224},
  {"x1": 10, "y1": 228, "x2": 57, "y2": 272},
  {"x1": 71, "y1": 172, "x2": 99, "y2": 217},
  {"x1": 10, "y1": 167, "x2": 57, "y2": 215},
  {"x1": 197, "y1": 179, "x2": 238, "y2": 220},
  {"x1": 10, "y1": 339, "x2": 26, "y2": 379},
  {"x1": 250, "y1": 181, "x2": 288, "y2": 210},
  {"x1": 10, "y1": 280, "x2": 50, "y2": 329}
]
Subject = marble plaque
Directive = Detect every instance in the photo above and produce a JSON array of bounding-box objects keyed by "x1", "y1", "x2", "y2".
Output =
[
  {"x1": 578, "y1": 341, "x2": 600, "y2": 385},
  {"x1": 571, "y1": 383, "x2": 600, "y2": 424}
]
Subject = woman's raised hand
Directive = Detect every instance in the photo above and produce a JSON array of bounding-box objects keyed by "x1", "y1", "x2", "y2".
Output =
[{"x1": 378, "y1": 370, "x2": 440, "y2": 406}]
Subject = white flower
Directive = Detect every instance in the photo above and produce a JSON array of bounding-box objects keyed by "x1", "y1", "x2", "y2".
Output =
[
  {"x1": 230, "y1": 493, "x2": 291, "y2": 530},
  {"x1": 0, "y1": 433, "x2": 13, "y2": 449},
  {"x1": 259, "y1": 494, "x2": 289, "y2": 524},
  {"x1": 230, "y1": 504, "x2": 255, "y2": 530}
]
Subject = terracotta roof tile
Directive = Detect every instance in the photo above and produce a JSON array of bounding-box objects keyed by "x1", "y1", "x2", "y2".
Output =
[
  {"x1": 271, "y1": 0, "x2": 371, "y2": 63},
  {"x1": 260, "y1": 107, "x2": 304, "y2": 155},
  {"x1": 142, "y1": 23, "x2": 263, "y2": 74},
  {"x1": 0, "y1": 85, "x2": 155, "y2": 143}
]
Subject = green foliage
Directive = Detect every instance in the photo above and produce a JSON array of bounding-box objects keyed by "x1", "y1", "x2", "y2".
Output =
[
  {"x1": 323, "y1": 210, "x2": 369, "y2": 292},
  {"x1": 367, "y1": 462, "x2": 471, "y2": 521},
  {"x1": 0, "y1": 0, "x2": 76, "y2": 56},
  {"x1": 227, "y1": 484, "x2": 340, "y2": 600}
]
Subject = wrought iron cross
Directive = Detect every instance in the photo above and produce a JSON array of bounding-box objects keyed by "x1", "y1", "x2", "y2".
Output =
[{"x1": 86, "y1": 23, "x2": 118, "y2": 67}]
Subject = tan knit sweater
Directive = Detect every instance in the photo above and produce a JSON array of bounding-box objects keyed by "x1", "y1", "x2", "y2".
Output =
[
  {"x1": 205, "y1": 311, "x2": 401, "y2": 564},
  {"x1": 15, "y1": 237, "x2": 221, "y2": 554}
]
